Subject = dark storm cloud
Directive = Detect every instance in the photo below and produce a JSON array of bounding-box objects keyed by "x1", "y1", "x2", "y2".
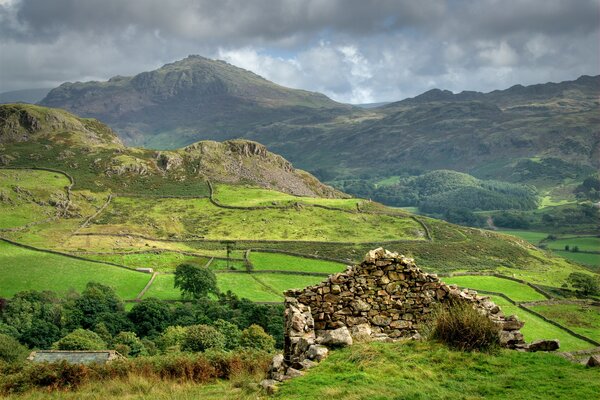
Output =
[{"x1": 0, "y1": 0, "x2": 598, "y2": 102}]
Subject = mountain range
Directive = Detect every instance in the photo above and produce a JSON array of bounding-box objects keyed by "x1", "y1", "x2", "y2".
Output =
[{"x1": 38, "y1": 56, "x2": 599, "y2": 191}]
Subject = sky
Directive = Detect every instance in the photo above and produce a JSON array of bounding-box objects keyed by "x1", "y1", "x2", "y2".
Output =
[{"x1": 0, "y1": 0, "x2": 598, "y2": 103}]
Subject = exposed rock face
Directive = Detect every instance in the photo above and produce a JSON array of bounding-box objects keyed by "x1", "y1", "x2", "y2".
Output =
[{"x1": 265, "y1": 248, "x2": 529, "y2": 386}]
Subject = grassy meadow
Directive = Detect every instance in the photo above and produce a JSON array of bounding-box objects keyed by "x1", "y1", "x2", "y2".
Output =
[
  {"x1": 0, "y1": 240, "x2": 150, "y2": 299},
  {"x1": 249, "y1": 252, "x2": 346, "y2": 273},
  {"x1": 443, "y1": 275, "x2": 547, "y2": 302},
  {"x1": 529, "y1": 303, "x2": 600, "y2": 343}
]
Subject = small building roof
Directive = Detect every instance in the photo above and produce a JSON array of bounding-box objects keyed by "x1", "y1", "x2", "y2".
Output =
[{"x1": 27, "y1": 350, "x2": 124, "y2": 364}]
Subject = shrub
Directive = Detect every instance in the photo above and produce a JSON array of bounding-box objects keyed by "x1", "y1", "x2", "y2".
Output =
[
  {"x1": 239, "y1": 324, "x2": 275, "y2": 352},
  {"x1": 428, "y1": 301, "x2": 500, "y2": 352},
  {"x1": 212, "y1": 319, "x2": 241, "y2": 350},
  {"x1": 112, "y1": 332, "x2": 147, "y2": 357},
  {"x1": 53, "y1": 329, "x2": 106, "y2": 351},
  {"x1": 156, "y1": 325, "x2": 187, "y2": 352},
  {"x1": 0, "y1": 334, "x2": 28, "y2": 364},
  {"x1": 182, "y1": 325, "x2": 225, "y2": 352},
  {"x1": 567, "y1": 272, "x2": 600, "y2": 296}
]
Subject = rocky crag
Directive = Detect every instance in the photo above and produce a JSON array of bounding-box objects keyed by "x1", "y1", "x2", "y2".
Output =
[{"x1": 263, "y1": 248, "x2": 539, "y2": 390}]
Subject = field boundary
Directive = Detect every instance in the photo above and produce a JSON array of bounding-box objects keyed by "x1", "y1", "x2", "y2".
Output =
[
  {"x1": 215, "y1": 269, "x2": 331, "y2": 277},
  {"x1": 135, "y1": 272, "x2": 158, "y2": 301},
  {"x1": 72, "y1": 193, "x2": 113, "y2": 235},
  {"x1": 71, "y1": 232, "x2": 427, "y2": 246},
  {"x1": 250, "y1": 248, "x2": 349, "y2": 264},
  {"x1": 0, "y1": 237, "x2": 147, "y2": 274}
]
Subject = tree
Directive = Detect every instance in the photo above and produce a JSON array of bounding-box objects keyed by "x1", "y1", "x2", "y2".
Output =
[
  {"x1": 53, "y1": 329, "x2": 106, "y2": 350},
  {"x1": 112, "y1": 331, "x2": 147, "y2": 357},
  {"x1": 65, "y1": 282, "x2": 124, "y2": 330},
  {"x1": 182, "y1": 324, "x2": 225, "y2": 352},
  {"x1": 239, "y1": 324, "x2": 275, "y2": 352},
  {"x1": 564, "y1": 245, "x2": 570, "y2": 251},
  {"x1": 157, "y1": 325, "x2": 187, "y2": 352},
  {"x1": 571, "y1": 245, "x2": 580, "y2": 253},
  {"x1": 212, "y1": 319, "x2": 241, "y2": 350},
  {"x1": 0, "y1": 334, "x2": 28, "y2": 364},
  {"x1": 567, "y1": 272, "x2": 600, "y2": 296},
  {"x1": 128, "y1": 298, "x2": 172, "y2": 337},
  {"x1": 174, "y1": 264, "x2": 219, "y2": 299}
]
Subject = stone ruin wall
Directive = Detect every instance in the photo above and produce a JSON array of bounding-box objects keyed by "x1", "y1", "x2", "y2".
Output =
[{"x1": 266, "y1": 248, "x2": 527, "y2": 384}]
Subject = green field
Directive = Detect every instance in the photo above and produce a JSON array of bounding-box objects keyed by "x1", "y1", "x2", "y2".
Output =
[
  {"x1": 529, "y1": 303, "x2": 600, "y2": 343},
  {"x1": 546, "y1": 236, "x2": 600, "y2": 252},
  {"x1": 209, "y1": 258, "x2": 246, "y2": 270},
  {"x1": 213, "y1": 184, "x2": 362, "y2": 209},
  {"x1": 216, "y1": 273, "x2": 283, "y2": 302},
  {"x1": 496, "y1": 230, "x2": 548, "y2": 244},
  {"x1": 86, "y1": 196, "x2": 425, "y2": 242},
  {"x1": 255, "y1": 273, "x2": 326, "y2": 295},
  {"x1": 0, "y1": 241, "x2": 150, "y2": 299},
  {"x1": 552, "y1": 250, "x2": 600, "y2": 269},
  {"x1": 85, "y1": 252, "x2": 210, "y2": 272},
  {"x1": 249, "y1": 252, "x2": 346, "y2": 273},
  {"x1": 141, "y1": 274, "x2": 177, "y2": 300},
  {"x1": 0, "y1": 169, "x2": 71, "y2": 229},
  {"x1": 487, "y1": 296, "x2": 591, "y2": 351},
  {"x1": 443, "y1": 275, "x2": 547, "y2": 302}
]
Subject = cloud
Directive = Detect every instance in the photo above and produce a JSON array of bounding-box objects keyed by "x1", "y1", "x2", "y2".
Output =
[{"x1": 0, "y1": 0, "x2": 598, "y2": 102}]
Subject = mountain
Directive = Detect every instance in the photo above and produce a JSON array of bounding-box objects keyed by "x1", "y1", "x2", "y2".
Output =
[
  {"x1": 0, "y1": 104, "x2": 342, "y2": 198},
  {"x1": 38, "y1": 56, "x2": 599, "y2": 192},
  {"x1": 40, "y1": 55, "x2": 353, "y2": 148},
  {"x1": 0, "y1": 88, "x2": 51, "y2": 104}
]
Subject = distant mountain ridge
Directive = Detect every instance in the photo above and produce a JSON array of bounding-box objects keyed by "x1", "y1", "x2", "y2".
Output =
[
  {"x1": 40, "y1": 55, "x2": 352, "y2": 148},
  {"x1": 39, "y1": 56, "x2": 599, "y2": 191},
  {"x1": 0, "y1": 88, "x2": 51, "y2": 104}
]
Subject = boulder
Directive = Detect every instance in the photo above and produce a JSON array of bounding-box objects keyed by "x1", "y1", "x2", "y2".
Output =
[
  {"x1": 316, "y1": 327, "x2": 353, "y2": 347},
  {"x1": 586, "y1": 355, "x2": 600, "y2": 367},
  {"x1": 502, "y1": 315, "x2": 525, "y2": 331},
  {"x1": 260, "y1": 379, "x2": 278, "y2": 394},
  {"x1": 306, "y1": 344, "x2": 329, "y2": 361},
  {"x1": 350, "y1": 323, "x2": 372, "y2": 341},
  {"x1": 527, "y1": 339, "x2": 560, "y2": 352}
]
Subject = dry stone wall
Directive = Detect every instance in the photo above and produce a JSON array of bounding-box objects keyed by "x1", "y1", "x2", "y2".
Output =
[{"x1": 265, "y1": 248, "x2": 528, "y2": 387}]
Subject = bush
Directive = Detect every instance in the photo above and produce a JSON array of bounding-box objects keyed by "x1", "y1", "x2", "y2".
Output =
[
  {"x1": 428, "y1": 301, "x2": 500, "y2": 352},
  {"x1": 239, "y1": 324, "x2": 275, "y2": 352},
  {"x1": 53, "y1": 329, "x2": 106, "y2": 351},
  {"x1": 112, "y1": 332, "x2": 147, "y2": 357},
  {"x1": 157, "y1": 326, "x2": 187, "y2": 352},
  {"x1": 182, "y1": 325, "x2": 225, "y2": 352},
  {"x1": 567, "y1": 272, "x2": 600, "y2": 296},
  {"x1": 213, "y1": 319, "x2": 241, "y2": 350},
  {"x1": 0, "y1": 334, "x2": 28, "y2": 364}
]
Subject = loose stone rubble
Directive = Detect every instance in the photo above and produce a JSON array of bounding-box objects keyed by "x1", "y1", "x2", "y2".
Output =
[{"x1": 263, "y1": 248, "x2": 557, "y2": 389}]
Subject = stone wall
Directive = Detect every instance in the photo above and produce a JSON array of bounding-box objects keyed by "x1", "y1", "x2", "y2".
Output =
[{"x1": 265, "y1": 248, "x2": 528, "y2": 387}]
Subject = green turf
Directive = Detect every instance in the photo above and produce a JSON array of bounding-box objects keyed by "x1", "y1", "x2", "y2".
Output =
[
  {"x1": 0, "y1": 241, "x2": 150, "y2": 300},
  {"x1": 554, "y1": 250, "x2": 600, "y2": 269},
  {"x1": 0, "y1": 169, "x2": 70, "y2": 229},
  {"x1": 141, "y1": 274, "x2": 179, "y2": 300},
  {"x1": 216, "y1": 273, "x2": 283, "y2": 302},
  {"x1": 546, "y1": 236, "x2": 600, "y2": 253},
  {"x1": 443, "y1": 275, "x2": 547, "y2": 302},
  {"x1": 528, "y1": 303, "x2": 600, "y2": 343},
  {"x1": 496, "y1": 230, "x2": 549, "y2": 244},
  {"x1": 249, "y1": 252, "x2": 346, "y2": 273},
  {"x1": 84, "y1": 252, "x2": 210, "y2": 272},
  {"x1": 209, "y1": 258, "x2": 246, "y2": 271},
  {"x1": 276, "y1": 340, "x2": 600, "y2": 399},
  {"x1": 213, "y1": 184, "x2": 362, "y2": 209},
  {"x1": 487, "y1": 296, "x2": 592, "y2": 351},
  {"x1": 254, "y1": 273, "x2": 327, "y2": 296},
  {"x1": 87, "y1": 196, "x2": 425, "y2": 242}
]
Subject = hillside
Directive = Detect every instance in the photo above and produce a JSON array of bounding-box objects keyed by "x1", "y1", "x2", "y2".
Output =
[
  {"x1": 40, "y1": 55, "x2": 353, "y2": 148},
  {"x1": 0, "y1": 104, "x2": 341, "y2": 198}
]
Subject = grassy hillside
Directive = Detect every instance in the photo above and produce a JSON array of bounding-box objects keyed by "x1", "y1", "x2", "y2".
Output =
[{"x1": 275, "y1": 341, "x2": 600, "y2": 400}]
